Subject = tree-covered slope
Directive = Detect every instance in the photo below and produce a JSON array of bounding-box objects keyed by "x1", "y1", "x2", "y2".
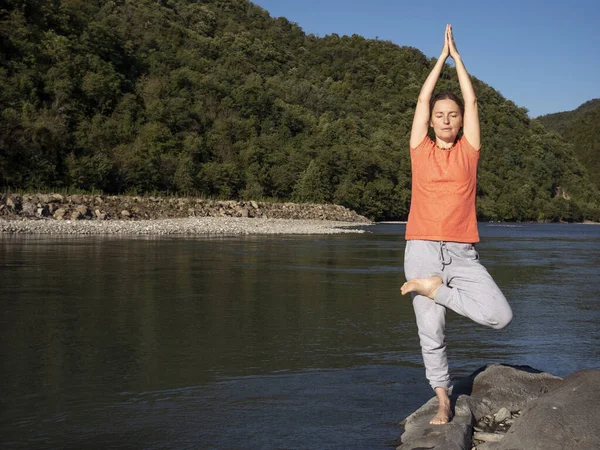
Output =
[
  {"x1": 1, "y1": 0, "x2": 598, "y2": 221},
  {"x1": 537, "y1": 99, "x2": 600, "y2": 190}
]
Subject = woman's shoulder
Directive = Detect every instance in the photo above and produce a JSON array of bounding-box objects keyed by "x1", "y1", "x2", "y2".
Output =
[
  {"x1": 410, "y1": 135, "x2": 435, "y2": 152},
  {"x1": 457, "y1": 135, "x2": 481, "y2": 155}
]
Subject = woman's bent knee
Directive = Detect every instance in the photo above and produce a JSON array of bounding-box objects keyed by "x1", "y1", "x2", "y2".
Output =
[{"x1": 490, "y1": 306, "x2": 513, "y2": 330}]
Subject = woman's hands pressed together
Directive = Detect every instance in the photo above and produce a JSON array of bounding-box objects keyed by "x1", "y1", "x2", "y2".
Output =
[{"x1": 446, "y1": 24, "x2": 460, "y2": 60}]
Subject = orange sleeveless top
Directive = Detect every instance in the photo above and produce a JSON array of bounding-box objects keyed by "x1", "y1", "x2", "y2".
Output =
[{"x1": 405, "y1": 135, "x2": 480, "y2": 243}]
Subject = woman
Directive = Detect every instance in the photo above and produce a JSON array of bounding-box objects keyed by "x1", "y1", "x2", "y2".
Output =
[{"x1": 401, "y1": 25, "x2": 513, "y2": 425}]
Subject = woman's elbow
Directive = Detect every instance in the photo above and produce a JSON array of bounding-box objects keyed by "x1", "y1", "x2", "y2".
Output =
[{"x1": 465, "y1": 97, "x2": 478, "y2": 107}]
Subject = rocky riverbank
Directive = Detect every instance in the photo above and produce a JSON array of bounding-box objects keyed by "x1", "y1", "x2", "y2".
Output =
[
  {"x1": 0, "y1": 193, "x2": 372, "y2": 235},
  {"x1": 0, "y1": 216, "x2": 370, "y2": 235},
  {"x1": 398, "y1": 364, "x2": 600, "y2": 450}
]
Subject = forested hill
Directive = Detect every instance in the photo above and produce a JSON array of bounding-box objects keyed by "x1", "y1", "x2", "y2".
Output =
[
  {"x1": 1, "y1": 0, "x2": 598, "y2": 221},
  {"x1": 537, "y1": 99, "x2": 600, "y2": 190}
]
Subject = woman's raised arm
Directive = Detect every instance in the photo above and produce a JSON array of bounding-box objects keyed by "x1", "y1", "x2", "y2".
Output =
[
  {"x1": 409, "y1": 25, "x2": 450, "y2": 149},
  {"x1": 447, "y1": 25, "x2": 480, "y2": 150}
]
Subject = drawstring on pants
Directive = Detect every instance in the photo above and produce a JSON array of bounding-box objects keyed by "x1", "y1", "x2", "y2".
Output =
[{"x1": 439, "y1": 241, "x2": 452, "y2": 271}]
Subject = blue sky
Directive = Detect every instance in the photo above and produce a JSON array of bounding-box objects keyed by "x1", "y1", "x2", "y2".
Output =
[{"x1": 251, "y1": 0, "x2": 599, "y2": 117}]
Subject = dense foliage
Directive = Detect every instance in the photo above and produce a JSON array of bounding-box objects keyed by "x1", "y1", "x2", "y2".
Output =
[
  {"x1": 1, "y1": 0, "x2": 598, "y2": 221},
  {"x1": 538, "y1": 99, "x2": 600, "y2": 190}
]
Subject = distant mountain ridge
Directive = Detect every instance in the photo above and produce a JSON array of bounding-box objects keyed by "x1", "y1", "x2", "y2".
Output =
[
  {"x1": 0, "y1": 0, "x2": 598, "y2": 221},
  {"x1": 538, "y1": 99, "x2": 600, "y2": 131},
  {"x1": 537, "y1": 99, "x2": 600, "y2": 189}
]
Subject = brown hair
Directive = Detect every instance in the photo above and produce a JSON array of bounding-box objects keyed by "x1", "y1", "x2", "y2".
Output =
[{"x1": 430, "y1": 91, "x2": 464, "y2": 118}]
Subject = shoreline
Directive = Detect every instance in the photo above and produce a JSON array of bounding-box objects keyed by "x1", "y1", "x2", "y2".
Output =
[
  {"x1": 0, "y1": 216, "x2": 371, "y2": 236},
  {"x1": 3, "y1": 217, "x2": 598, "y2": 237},
  {"x1": 0, "y1": 193, "x2": 372, "y2": 235}
]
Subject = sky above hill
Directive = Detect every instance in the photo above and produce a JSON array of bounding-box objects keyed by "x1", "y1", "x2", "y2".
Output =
[{"x1": 251, "y1": 0, "x2": 599, "y2": 117}]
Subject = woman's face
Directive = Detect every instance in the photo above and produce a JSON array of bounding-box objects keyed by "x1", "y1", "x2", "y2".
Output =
[{"x1": 430, "y1": 99, "x2": 463, "y2": 143}]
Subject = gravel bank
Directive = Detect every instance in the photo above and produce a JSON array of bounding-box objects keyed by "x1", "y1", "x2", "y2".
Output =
[
  {"x1": 0, "y1": 217, "x2": 370, "y2": 235},
  {"x1": 1, "y1": 194, "x2": 371, "y2": 223}
]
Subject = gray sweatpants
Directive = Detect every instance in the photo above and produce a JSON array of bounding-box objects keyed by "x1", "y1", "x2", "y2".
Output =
[{"x1": 404, "y1": 240, "x2": 513, "y2": 390}]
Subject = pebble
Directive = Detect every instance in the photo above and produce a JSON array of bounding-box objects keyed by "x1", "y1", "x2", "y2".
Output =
[{"x1": 494, "y1": 407, "x2": 512, "y2": 422}]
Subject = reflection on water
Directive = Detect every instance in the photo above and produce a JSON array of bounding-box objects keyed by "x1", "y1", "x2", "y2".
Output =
[{"x1": 1, "y1": 223, "x2": 599, "y2": 449}]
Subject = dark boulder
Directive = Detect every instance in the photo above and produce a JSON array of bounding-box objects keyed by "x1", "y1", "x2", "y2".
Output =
[
  {"x1": 452, "y1": 364, "x2": 563, "y2": 419},
  {"x1": 397, "y1": 364, "x2": 586, "y2": 450},
  {"x1": 495, "y1": 369, "x2": 600, "y2": 450}
]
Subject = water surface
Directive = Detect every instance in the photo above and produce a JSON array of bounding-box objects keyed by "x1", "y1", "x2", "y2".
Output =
[{"x1": 1, "y1": 223, "x2": 599, "y2": 449}]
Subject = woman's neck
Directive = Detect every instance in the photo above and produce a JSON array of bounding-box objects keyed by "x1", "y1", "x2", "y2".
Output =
[{"x1": 435, "y1": 138, "x2": 455, "y2": 150}]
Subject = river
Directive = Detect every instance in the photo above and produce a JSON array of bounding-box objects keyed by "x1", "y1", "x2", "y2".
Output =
[{"x1": 1, "y1": 223, "x2": 599, "y2": 449}]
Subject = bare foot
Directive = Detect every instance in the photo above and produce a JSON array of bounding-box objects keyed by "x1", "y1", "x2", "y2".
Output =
[
  {"x1": 430, "y1": 402, "x2": 452, "y2": 425},
  {"x1": 430, "y1": 387, "x2": 452, "y2": 425},
  {"x1": 400, "y1": 275, "x2": 443, "y2": 299}
]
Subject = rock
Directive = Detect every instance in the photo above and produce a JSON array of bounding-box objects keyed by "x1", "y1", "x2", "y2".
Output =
[
  {"x1": 398, "y1": 365, "x2": 564, "y2": 450},
  {"x1": 36, "y1": 206, "x2": 50, "y2": 217},
  {"x1": 475, "y1": 443, "x2": 500, "y2": 450},
  {"x1": 0, "y1": 194, "x2": 371, "y2": 223},
  {"x1": 36, "y1": 194, "x2": 51, "y2": 203},
  {"x1": 70, "y1": 211, "x2": 84, "y2": 220},
  {"x1": 473, "y1": 431, "x2": 504, "y2": 443},
  {"x1": 451, "y1": 364, "x2": 563, "y2": 419},
  {"x1": 120, "y1": 210, "x2": 130, "y2": 218},
  {"x1": 21, "y1": 202, "x2": 37, "y2": 216},
  {"x1": 6, "y1": 195, "x2": 22, "y2": 211},
  {"x1": 397, "y1": 395, "x2": 473, "y2": 450},
  {"x1": 398, "y1": 366, "x2": 600, "y2": 450},
  {"x1": 75, "y1": 205, "x2": 90, "y2": 218},
  {"x1": 493, "y1": 408, "x2": 511, "y2": 423},
  {"x1": 475, "y1": 416, "x2": 495, "y2": 433},
  {"x1": 493, "y1": 369, "x2": 600, "y2": 450},
  {"x1": 54, "y1": 208, "x2": 67, "y2": 220}
]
